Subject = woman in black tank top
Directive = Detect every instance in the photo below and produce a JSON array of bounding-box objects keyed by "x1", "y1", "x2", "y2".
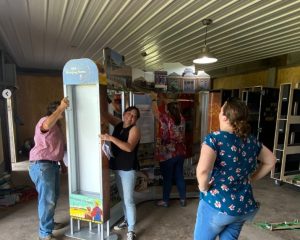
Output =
[{"x1": 101, "y1": 106, "x2": 141, "y2": 240}]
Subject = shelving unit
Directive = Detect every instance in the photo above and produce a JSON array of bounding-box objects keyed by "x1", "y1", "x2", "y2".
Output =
[{"x1": 271, "y1": 83, "x2": 300, "y2": 187}]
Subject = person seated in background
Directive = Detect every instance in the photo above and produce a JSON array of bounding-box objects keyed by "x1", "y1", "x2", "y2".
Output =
[{"x1": 194, "y1": 97, "x2": 276, "y2": 240}]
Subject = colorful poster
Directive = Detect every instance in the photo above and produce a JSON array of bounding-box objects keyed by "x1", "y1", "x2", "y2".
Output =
[
  {"x1": 183, "y1": 78, "x2": 195, "y2": 93},
  {"x1": 154, "y1": 71, "x2": 168, "y2": 90},
  {"x1": 69, "y1": 194, "x2": 103, "y2": 224}
]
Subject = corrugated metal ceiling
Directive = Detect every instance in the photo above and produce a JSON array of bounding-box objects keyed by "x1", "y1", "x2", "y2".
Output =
[{"x1": 0, "y1": 0, "x2": 300, "y2": 73}]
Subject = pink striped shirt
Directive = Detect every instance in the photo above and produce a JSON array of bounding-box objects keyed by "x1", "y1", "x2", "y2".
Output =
[{"x1": 29, "y1": 117, "x2": 64, "y2": 161}]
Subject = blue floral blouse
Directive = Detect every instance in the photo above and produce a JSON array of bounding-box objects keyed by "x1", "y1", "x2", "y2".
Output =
[{"x1": 201, "y1": 131, "x2": 262, "y2": 216}]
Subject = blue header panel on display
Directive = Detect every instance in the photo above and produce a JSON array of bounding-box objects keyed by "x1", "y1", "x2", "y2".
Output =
[{"x1": 63, "y1": 58, "x2": 98, "y2": 85}]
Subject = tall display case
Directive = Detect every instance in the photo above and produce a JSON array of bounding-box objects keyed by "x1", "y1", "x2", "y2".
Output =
[
  {"x1": 271, "y1": 83, "x2": 300, "y2": 187},
  {"x1": 63, "y1": 59, "x2": 117, "y2": 240},
  {"x1": 135, "y1": 92, "x2": 208, "y2": 199},
  {"x1": 241, "y1": 86, "x2": 279, "y2": 150}
]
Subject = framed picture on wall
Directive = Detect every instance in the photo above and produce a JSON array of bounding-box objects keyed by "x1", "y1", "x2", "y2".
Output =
[{"x1": 183, "y1": 78, "x2": 195, "y2": 93}]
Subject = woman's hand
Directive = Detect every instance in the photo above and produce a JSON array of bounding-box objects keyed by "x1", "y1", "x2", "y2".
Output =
[
  {"x1": 100, "y1": 133, "x2": 111, "y2": 142},
  {"x1": 59, "y1": 97, "x2": 69, "y2": 111},
  {"x1": 198, "y1": 178, "x2": 214, "y2": 193}
]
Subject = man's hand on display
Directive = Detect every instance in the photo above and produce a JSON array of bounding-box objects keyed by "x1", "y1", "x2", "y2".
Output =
[{"x1": 59, "y1": 97, "x2": 69, "y2": 111}]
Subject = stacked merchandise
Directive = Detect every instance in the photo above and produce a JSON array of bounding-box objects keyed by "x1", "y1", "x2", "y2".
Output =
[
  {"x1": 182, "y1": 68, "x2": 196, "y2": 93},
  {"x1": 196, "y1": 70, "x2": 211, "y2": 90},
  {"x1": 167, "y1": 72, "x2": 182, "y2": 92},
  {"x1": 166, "y1": 69, "x2": 211, "y2": 92},
  {"x1": 154, "y1": 71, "x2": 168, "y2": 91},
  {"x1": 0, "y1": 172, "x2": 37, "y2": 207},
  {"x1": 0, "y1": 172, "x2": 19, "y2": 206}
]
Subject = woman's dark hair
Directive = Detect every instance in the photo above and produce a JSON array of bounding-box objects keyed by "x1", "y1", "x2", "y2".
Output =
[
  {"x1": 124, "y1": 106, "x2": 140, "y2": 119},
  {"x1": 167, "y1": 102, "x2": 181, "y2": 125},
  {"x1": 223, "y1": 98, "x2": 251, "y2": 138},
  {"x1": 46, "y1": 101, "x2": 60, "y2": 116}
]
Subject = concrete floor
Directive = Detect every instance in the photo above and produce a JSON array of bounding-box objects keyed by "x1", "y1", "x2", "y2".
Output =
[{"x1": 0, "y1": 161, "x2": 300, "y2": 240}]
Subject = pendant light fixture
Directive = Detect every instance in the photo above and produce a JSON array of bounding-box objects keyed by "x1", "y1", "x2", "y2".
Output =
[{"x1": 193, "y1": 19, "x2": 218, "y2": 64}]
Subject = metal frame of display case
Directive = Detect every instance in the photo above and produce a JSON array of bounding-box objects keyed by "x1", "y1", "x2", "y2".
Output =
[
  {"x1": 271, "y1": 83, "x2": 300, "y2": 187},
  {"x1": 241, "y1": 86, "x2": 279, "y2": 150}
]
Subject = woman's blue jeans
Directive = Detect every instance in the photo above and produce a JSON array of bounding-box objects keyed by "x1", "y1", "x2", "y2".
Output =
[
  {"x1": 29, "y1": 161, "x2": 60, "y2": 238},
  {"x1": 115, "y1": 170, "x2": 136, "y2": 232},
  {"x1": 160, "y1": 155, "x2": 186, "y2": 202},
  {"x1": 194, "y1": 200, "x2": 258, "y2": 240}
]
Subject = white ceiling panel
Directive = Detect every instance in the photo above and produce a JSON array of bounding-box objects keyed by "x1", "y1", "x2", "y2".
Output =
[{"x1": 0, "y1": 0, "x2": 300, "y2": 74}]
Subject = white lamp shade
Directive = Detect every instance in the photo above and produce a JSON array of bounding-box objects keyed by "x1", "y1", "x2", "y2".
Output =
[{"x1": 193, "y1": 46, "x2": 218, "y2": 64}]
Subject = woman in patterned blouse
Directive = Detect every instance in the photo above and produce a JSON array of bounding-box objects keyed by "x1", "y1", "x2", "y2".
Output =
[
  {"x1": 194, "y1": 98, "x2": 276, "y2": 240},
  {"x1": 150, "y1": 92, "x2": 187, "y2": 208}
]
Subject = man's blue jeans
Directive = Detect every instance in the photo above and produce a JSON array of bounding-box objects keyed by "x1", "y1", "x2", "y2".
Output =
[
  {"x1": 115, "y1": 170, "x2": 136, "y2": 232},
  {"x1": 194, "y1": 200, "x2": 258, "y2": 240},
  {"x1": 160, "y1": 155, "x2": 186, "y2": 202},
  {"x1": 29, "y1": 161, "x2": 60, "y2": 238}
]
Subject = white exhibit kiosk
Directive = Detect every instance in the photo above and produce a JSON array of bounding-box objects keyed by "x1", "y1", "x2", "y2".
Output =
[
  {"x1": 63, "y1": 58, "x2": 117, "y2": 240},
  {"x1": 62, "y1": 54, "x2": 201, "y2": 239}
]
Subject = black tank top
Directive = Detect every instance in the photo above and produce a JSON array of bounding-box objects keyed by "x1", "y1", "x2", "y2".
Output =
[{"x1": 110, "y1": 122, "x2": 140, "y2": 171}]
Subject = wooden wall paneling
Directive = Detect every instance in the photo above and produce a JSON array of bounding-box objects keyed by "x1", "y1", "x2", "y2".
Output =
[
  {"x1": 16, "y1": 73, "x2": 63, "y2": 150},
  {"x1": 207, "y1": 91, "x2": 221, "y2": 133},
  {"x1": 277, "y1": 66, "x2": 300, "y2": 87},
  {"x1": 213, "y1": 70, "x2": 268, "y2": 89}
]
